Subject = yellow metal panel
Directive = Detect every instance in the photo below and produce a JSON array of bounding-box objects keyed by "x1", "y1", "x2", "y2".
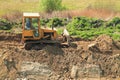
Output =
[
  {"x1": 43, "y1": 29, "x2": 55, "y2": 33},
  {"x1": 23, "y1": 30, "x2": 33, "y2": 36},
  {"x1": 54, "y1": 31, "x2": 57, "y2": 39},
  {"x1": 39, "y1": 29, "x2": 44, "y2": 38}
]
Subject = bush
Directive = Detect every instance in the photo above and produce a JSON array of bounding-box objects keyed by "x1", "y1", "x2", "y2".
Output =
[
  {"x1": 40, "y1": 0, "x2": 63, "y2": 13},
  {"x1": 40, "y1": 18, "x2": 69, "y2": 28},
  {"x1": 89, "y1": 18, "x2": 104, "y2": 28},
  {"x1": 47, "y1": 17, "x2": 63, "y2": 27},
  {"x1": 116, "y1": 24, "x2": 120, "y2": 29},
  {"x1": 0, "y1": 18, "x2": 12, "y2": 30},
  {"x1": 66, "y1": 16, "x2": 120, "y2": 40},
  {"x1": 67, "y1": 17, "x2": 103, "y2": 32},
  {"x1": 40, "y1": 18, "x2": 50, "y2": 26},
  {"x1": 106, "y1": 17, "x2": 120, "y2": 27},
  {"x1": 39, "y1": 17, "x2": 120, "y2": 40}
]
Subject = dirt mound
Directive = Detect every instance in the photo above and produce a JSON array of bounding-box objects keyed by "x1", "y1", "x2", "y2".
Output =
[
  {"x1": 0, "y1": 31, "x2": 21, "y2": 42},
  {"x1": 0, "y1": 33, "x2": 120, "y2": 79},
  {"x1": 88, "y1": 34, "x2": 119, "y2": 54},
  {"x1": 96, "y1": 34, "x2": 114, "y2": 50}
]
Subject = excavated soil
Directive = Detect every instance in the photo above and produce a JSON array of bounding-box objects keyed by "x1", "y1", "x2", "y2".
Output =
[
  {"x1": 0, "y1": 32, "x2": 120, "y2": 80},
  {"x1": 0, "y1": 31, "x2": 21, "y2": 42}
]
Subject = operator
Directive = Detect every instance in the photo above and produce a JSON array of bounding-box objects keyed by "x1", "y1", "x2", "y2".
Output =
[
  {"x1": 25, "y1": 18, "x2": 31, "y2": 30},
  {"x1": 62, "y1": 28, "x2": 70, "y2": 46}
]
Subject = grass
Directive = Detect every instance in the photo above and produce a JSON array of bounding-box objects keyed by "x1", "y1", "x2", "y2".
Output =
[
  {"x1": 0, "y1": 0, "x2": 40, "y2": 16},
  {"x1": 69, "y1": 27, "x2": 120, "y2": 40},
  {"x1": 57, "y1": 26, "x2": 120, "y2": 40},
  {"x1": 62, "y1": 0, "x2": 95, "y2": 10},
  {"x1": 92, "y1": 0, "x2": 120, "y2": 11},
  {"x1": 0, "y1": 0, "x2": 120, "y2": 17}
]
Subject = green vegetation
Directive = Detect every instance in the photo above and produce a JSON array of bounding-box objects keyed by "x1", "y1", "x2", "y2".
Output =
[
  {"x1": 92, "y1": 0, "x2": 120, "y2": 11},
  {"x1": 66, "y1": 17, "x2": 120, "y2": 40},
  {"x1": 0, "y1": 0, "x2": 120, "y2": 16},
  {"x1": 57, "y1": 28, "x2": 64, "y2": 34},
  {"x1": 106, "y1": 17, "x2": 120, "y2": 27},
  {"x1": 0, "y1": 18, "x2": 12, "y2": 30},
  {"x1": 40, "y1": 0, "x2": 64, "y2": 13},
  {"x1": 0, "y1": 16, "x2": 120, "y2": 40},
  {"x1": 40, "y1": 17, "x2": 120, "y2": 40},
  {"x1": 38, "y1": 17, "x2": 118, "y2": 40},
  {"x1": 67, "y1": 27, "x2": 120, "y2": 40},
  {"x1": 0, "y1": 0, "x2": 40, "y2": 16},
  {"x1": 40, "y1": 18, "x2": 69, "y2": 27},
  {"x1": 67, "y1": 17, "x2": 104, "y2": 31},
  {"x1": 62, "y1": 0, "x2": 120, "y2": 11}
]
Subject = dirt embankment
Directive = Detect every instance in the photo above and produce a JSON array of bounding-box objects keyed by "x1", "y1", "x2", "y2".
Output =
[
  {"x1": 0, "y1": 31, "x2": 21, "y2": 42},
  {"x1": 0, "y1": 32, "x2": 120, "y2": 79}
]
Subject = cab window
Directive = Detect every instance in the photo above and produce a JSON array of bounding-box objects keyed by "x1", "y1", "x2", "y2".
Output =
[
  {"x1": 25, "y1": 18, "x2": 31, "y2": 30},
  {"x1": 32, "y1": 18, "x2": 39, "y2": 29}
]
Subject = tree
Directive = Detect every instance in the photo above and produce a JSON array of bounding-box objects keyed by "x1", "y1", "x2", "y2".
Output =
[{"x1": 40, "y1": 0, "x2": 63, "y2": 13}]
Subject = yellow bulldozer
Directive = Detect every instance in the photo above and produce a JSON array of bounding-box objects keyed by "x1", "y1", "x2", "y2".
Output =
[{"x1": 21, "y1": 13, "x2": 71, "y2": 50}]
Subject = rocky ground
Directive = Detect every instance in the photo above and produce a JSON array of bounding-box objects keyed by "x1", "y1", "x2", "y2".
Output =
[{"x1": 0, "y1": 32, "x2": 120, "y2": 80}]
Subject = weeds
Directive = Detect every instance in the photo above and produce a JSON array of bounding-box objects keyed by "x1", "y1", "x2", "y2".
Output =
[
  {"x1": 40, "y1": 16, "x2": 120, "y2": 40},
  {"x1": 0, "y1": 14, "x2": 120, "y2": 40},
  {"x1": 66, "y1": 17, "x2": 120, "y2": 40}
]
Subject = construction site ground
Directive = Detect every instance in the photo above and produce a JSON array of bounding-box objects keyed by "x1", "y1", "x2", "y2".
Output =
[{"x1": 0, "y1": 31, "x2": 120, "y2": 80}]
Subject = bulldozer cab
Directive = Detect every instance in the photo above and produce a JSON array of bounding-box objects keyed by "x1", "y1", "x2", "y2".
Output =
[
  {"x1": 22, "y1": 12, "x2": 58, "y2": 43},
  {"x1": 25, "y1": 17, "x2": 39, "y2": 37},
  {"x1": 22, "y1": 13, "x2": 40, "y2": 41}
]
